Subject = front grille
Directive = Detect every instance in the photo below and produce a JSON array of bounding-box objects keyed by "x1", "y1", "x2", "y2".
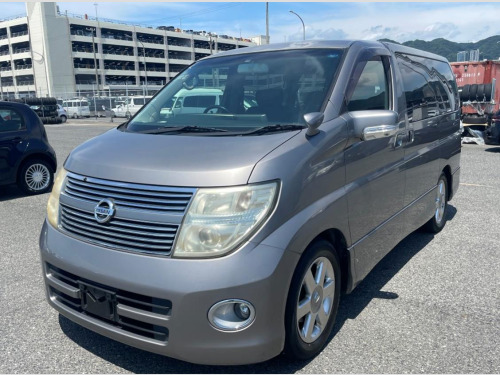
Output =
[
  {"x1": 46, "y1": 263, "x2": 171, "y2": 343},
  {"x1": 64, "y1": 173, "x2": 195, "y2": 213},
  {"x1": 60, "y1": 204, "x2": 178, "y2": 255}
]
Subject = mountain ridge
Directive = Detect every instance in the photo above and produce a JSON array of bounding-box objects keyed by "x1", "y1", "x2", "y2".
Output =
[{"x1": 378, "y1": 36, "x2": 500, "y2": 62}]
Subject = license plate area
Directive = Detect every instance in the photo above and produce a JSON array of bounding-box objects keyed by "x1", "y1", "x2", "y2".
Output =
[{"x1": 80, "y1": 282, "x2": 116, "y2": 322}]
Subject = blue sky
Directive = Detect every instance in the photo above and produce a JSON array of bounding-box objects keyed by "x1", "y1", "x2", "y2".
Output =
[{"x1": 4, "y1": 2, "x2": 500, "y2": 43}]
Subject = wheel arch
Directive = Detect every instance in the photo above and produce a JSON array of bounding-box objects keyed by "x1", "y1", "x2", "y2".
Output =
[
  {"x1": 300, "y1": 229, "x2": 351, "y2": 295},
  {"x1": 442, "y1": 165, "x2": 453, "y2": 201},
  {"x1": 17, "y1": 153, "x2": 57, "y2": 183}
]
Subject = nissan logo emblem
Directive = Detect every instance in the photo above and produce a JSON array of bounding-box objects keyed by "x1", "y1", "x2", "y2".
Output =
[{"x1": 94, "y1": 198, "x2": 116, "y2": 224}]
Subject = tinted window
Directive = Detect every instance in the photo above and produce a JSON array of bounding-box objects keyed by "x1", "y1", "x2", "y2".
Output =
[
  {"x1": 0, "y1": 108, "x2": 25, "y2": 132},
  {"x1": 396, "y1": 53, "x2": 457, "y2": 121},
  {"x1": 347, "y1": 58, "x2": 389, "y2": 111},
  {"x1": 184, "y1": 95, "x2": 216, "y2": 108}
]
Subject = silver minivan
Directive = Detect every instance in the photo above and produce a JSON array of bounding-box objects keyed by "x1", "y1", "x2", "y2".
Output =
[{"x1": 40, "y1": 41, "x2": 461, "y2": 365}]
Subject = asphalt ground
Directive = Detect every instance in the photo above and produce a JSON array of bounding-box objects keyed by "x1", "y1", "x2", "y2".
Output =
[{"x1": 0, "y1": 123, "x2": 499, "y2": 373}]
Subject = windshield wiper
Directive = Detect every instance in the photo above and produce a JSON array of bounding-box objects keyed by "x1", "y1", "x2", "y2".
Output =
[
  {"x1": 138, "y1": 125, "x2": 228, "y2": 134},
  {"x1": 241, "y1": 124, "x2": 305, "y2": 136}
]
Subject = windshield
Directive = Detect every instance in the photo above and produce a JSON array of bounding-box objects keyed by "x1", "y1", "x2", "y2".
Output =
[{"x1": 125, "y1": 48, "x2": 344, "y2": 134}]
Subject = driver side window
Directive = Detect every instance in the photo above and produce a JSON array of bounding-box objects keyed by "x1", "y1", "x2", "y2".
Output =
[{"x1": 347, "y1": 57, "x2": 390, "y2": 112}]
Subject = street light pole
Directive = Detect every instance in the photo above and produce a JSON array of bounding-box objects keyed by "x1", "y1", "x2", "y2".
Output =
[
  {"x1": 137, "y1": 39, "x2": 148, "y2": 96},
  {"x1": 289, "y1": 10, "x2": 305, "y2": 41}
]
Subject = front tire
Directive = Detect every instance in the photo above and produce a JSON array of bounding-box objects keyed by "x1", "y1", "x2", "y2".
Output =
[
  {"x1": 18, "y1": 159, "x2": 53, "y2": 194},
  {"x1": 60, "y1": 115, "x2": 67, "y2": 123},
  {"x1": 284, "y1": 240, "x2": 341, "y2": 361},
  {"x1": 423, "y1": 173, "x2": 448, "y2": 233}
]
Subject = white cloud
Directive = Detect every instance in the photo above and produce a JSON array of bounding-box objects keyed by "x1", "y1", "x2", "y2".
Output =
[{"x1": 271, "y1": 3, "x2": 500, "y2": 44}]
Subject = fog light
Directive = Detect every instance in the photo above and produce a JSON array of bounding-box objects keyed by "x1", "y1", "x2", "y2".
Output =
[
  {"x1": 234, "y1": 303, "x2": 250, "y2": 320},
  {"x1": 208, "y1": 299, "x2": 255, "y2": 332}
]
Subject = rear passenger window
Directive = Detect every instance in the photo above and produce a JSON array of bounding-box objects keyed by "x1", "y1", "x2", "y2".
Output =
[
  {"x1": 184, "y1": 95, "x2": 216, "y2": 108},
  {"x1": 0, "y1": 108, "x2": 25, "y2": 132},
  {"x1": 396, "y1": 53, "x2": 456, "y2": 121},
  {"x1": 347, "y1": 57, "x2": 389, "y2": 112}
]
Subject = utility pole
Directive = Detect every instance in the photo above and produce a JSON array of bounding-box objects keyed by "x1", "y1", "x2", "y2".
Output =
[
  {"x1": 265, "y1": 2, "x2": 269, "y2": 44},
  {"x1": 138, "y1": 40, "x2": 148, "y2": 96},
  {"x1": 87, "y1": 27, "x2": 99, "y2": 97}
]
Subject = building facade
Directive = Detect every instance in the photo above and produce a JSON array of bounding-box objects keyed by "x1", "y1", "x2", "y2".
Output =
[{"x1": 0, "y1": 2, "x2": 256, "y2": 99}]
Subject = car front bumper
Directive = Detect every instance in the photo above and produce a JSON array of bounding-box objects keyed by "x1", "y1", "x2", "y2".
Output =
[{"x1": 39, "y1": 220, "x2": 299, "y2": 365}]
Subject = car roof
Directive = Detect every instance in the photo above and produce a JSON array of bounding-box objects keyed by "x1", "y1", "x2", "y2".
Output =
[
  {"x1": 204, "y1": 40, "x2": 357, "y2": 60},
  {"x1": 203, "y1": 39, "x2": 450, "y2": 63},
  {"x1": 0, "y1": 100, "x2": 31, "y2": 109}
]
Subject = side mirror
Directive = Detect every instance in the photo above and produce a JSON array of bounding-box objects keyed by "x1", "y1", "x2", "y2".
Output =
[
  {"x1": 304, "y1": 112, "x2": 324, "y2": 137},
  {"x1": 350, "y1": 110, "x2": 398, "y2": 140}
]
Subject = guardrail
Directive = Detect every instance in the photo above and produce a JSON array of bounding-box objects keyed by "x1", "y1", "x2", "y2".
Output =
[
  {"x1": 74, "y1": 63, "x2": 95, "y2": 69},
  {"x1": 17, "y1": 81, "x2": 34, "y2": 86},
  {"x1": 11, "y1": 30, "x2": 28, "y2": 38},
  {"x1": 0, "y1": 14, "x2": 25, "y2": 22},
  {"x1": 13, "y1": 47, "x2": 30, "y2": 54}
]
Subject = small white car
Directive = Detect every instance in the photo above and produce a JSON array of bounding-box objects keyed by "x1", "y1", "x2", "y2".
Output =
[
  {"x1": 112, "y1": 96, "x2": 152, "y2": 118},
  {"x1": 57, "y1": 104, "x2": 67, "y2": 123}
]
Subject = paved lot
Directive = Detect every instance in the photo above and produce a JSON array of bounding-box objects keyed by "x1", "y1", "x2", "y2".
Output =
[{"x1": 1, "y1": 123, "x2": 499, "y2": 373}]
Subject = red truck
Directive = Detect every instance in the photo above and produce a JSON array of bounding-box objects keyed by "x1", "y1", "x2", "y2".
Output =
[{"x1": 451, "y1": 60, "x2": 500, "y2": 144}]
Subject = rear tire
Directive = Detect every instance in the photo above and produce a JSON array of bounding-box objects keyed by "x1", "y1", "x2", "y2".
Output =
[
  {"x1": 423, "y1": 173, "x2": 448, "y2": 233},
  {"x1": 18, "y1": 159, "x2": 54, "y2": 194},
  {"x1": 284, "y1": 240, "x2": 341, "y2": 361}
]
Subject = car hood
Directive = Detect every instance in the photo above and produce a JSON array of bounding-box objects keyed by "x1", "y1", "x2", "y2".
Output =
[{"x1": 64, "y1": 128, "x2": 300, "y2": 187}]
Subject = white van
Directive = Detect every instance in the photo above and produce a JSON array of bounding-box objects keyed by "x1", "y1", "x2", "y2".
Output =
[
  {"x1": 161, "y1": 88, "x2": 223, "y2": 118},
  {"x1": 62, "y1": 99, "x2": 91, "y2": 118},
  {"x1": 112, "y1": 96, "x2": 152, "y2": 118}
]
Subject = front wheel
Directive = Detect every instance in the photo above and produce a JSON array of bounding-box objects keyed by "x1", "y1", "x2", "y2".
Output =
[
  {"x1": 284, "y1": 240, "x2": 341, "y2": 361},
  {"x1": 60, "y1": 115, "x2": 67, "y2": 123},
  {"x1": 18, "y1": 159, "x2": 53, "y2": 194},
  {"x1": 423, "y1": 173, "x2": 448, "y2": 233}
]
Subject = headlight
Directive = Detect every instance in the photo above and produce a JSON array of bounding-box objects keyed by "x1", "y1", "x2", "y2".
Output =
[
  {"x1": 47, "y1": 168, "x2": 68, "y2": 229},
  {"x1": 173, "y1": 182, "x2": 278, "y2": 258}
]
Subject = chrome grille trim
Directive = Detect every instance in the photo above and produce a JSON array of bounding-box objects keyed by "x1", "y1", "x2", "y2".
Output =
[
  {"x1": 60, "y1": 204, "x2": 178, "y2": 255},
  {"x1": 64, "y1": 172, "x2": 195, "y2": 213}
]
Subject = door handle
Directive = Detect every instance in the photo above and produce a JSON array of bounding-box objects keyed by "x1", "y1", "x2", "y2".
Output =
[
  {"x1": 394, "y1": 132, "x2": 406, "y2": 149},
  {"x1": 362, "y1": 125, "x2": 397, "y2": 141},
  {"x1": 8, "y1": 137, "x2": 23, "y2": 143},
  {"x1": 408, "y1": 129, "x2": 415, "y2": 144}
]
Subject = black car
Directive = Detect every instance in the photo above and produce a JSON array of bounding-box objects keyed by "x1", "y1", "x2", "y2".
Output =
[{"x1": 0, "y1": 101, "x2": 57, "y2": 194}]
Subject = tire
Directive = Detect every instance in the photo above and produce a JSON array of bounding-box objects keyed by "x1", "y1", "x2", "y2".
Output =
[
  {"x1": 476, "y1": 84, "x2": 485, "y2": 102},
  {"x1": 469, "y1": 84, "x2": 478, "y2": 101},
  {"x1": 18, "y1": 159, "x2": 54, "y2": 194},
  {"x1": 484, "y1": 83, "x2": 493, "y2": 101},
  {"x1": 60, "y1": 115, "x2": 67, "y2": 123},
  {"x1": 423, "y1": 173, "x2": 448, "y2": 233},
  {"x1": 463, "y1": 116, "x2": 487, "y2": 124},
  {"x1": 460, "y1": 84, "x2": 470, "y2": 101},
  {"x1": 72, "y1": 113, "x2": 78, "y2": 119},
  {"x1": 284, "y1": 240, "x2": 341, "y2": 361}
]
